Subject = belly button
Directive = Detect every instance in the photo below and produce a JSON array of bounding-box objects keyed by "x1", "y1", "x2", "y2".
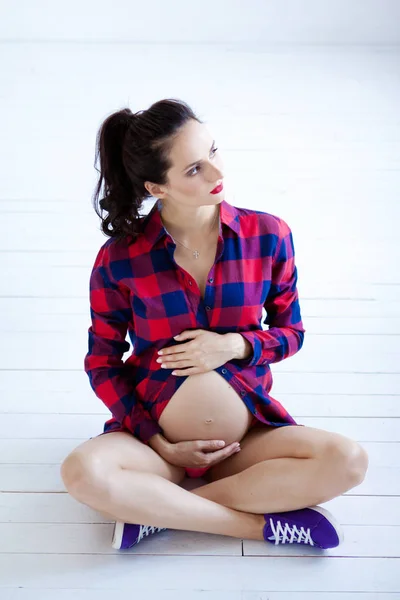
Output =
[{"x1": 205, "y1": 419, "x2": 213, "y2": 424}]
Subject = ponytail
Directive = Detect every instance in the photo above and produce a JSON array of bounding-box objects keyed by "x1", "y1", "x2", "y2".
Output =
[{"x1": 92, "y1": 98, "x2": 202, "y2": 243}]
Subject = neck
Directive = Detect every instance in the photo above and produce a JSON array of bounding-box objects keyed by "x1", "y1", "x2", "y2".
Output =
[{"x1": 158, "y1": 201, "x2": 220, "y2": 243}]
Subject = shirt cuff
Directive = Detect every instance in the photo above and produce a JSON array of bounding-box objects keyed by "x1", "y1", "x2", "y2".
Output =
[{"x1": 234, "y1": 332, "x2": 261, "y2": 367}]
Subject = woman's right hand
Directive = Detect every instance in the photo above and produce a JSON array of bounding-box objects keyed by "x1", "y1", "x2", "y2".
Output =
[{"x1": 162, "y1": 439, "x2": 241, "y2": 469}]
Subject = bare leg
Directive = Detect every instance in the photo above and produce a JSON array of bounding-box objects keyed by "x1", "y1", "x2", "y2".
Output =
[
  {"x1": 73, "y1": 467, "x2": 265, "y2": 541},
  {"x1": 192, "y1": 455, "x2": 362, "y2": 513}
]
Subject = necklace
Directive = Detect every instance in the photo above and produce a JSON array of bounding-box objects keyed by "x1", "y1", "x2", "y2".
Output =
[{"x1": 163, "y1": 208, "x2": 219, "y2": 259}]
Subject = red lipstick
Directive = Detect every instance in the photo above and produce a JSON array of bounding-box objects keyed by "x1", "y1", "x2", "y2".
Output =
[{"x1": 210, "y1": 182, "x2": 223, "y2": 194}]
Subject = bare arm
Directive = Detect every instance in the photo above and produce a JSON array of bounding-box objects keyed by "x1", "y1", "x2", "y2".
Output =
[{"x1": 148, "y1": 432, "x2": 173, "y2": 457}]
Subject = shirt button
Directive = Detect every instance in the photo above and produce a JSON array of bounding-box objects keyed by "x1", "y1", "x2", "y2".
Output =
[
  {"x1": 205, "y1": 306, "x2": 211, "y2": 311},
  {"x1": 208, "y1": 278, "x2": 214, "y2": 283},
  {"x1": 221, "y1": 368, "x2": 227, "y2": 374},
  {"x1": 240, "y1": 390, "x2": 246, "y2": 396},
  {"x1": 188, "y1": 281, "x2": 192, "y2": 285}
]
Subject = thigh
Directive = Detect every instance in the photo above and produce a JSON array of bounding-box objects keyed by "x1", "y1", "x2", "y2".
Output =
[
  {"x1": 207, "y1": 423, "x2": 359, "y2": 483},
  {"x1": 61, "y1": 431, "x2": 187, "y2": 485}
]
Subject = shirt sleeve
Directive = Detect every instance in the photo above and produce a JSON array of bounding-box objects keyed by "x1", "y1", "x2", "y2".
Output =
[
  {"x1": 236, "y1": 217, "x2": 306, "y2": 367},
  {"x1": 84, "y1": 244, "x2": 164, "y2": 445}
]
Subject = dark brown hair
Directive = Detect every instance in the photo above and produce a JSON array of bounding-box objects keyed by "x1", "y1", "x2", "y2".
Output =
[{"x1": 92, "y1": 98, "x2": 202, "y2": 242}]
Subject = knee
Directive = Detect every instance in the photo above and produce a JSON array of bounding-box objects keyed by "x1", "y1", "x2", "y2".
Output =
[
  {"x1": 60, "y1": 452, "x2": 108, "y2": 498},
  {"x1": 327, "y1": 438, "x2": 369, "y2": 486}
]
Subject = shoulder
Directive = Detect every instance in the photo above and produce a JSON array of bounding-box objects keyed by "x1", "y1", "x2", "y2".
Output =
[
  {"x1": 90, "y1": 234, "x2": 141, "y2": 287},
  {"x1": 92, "y1": 232, "x2": 140, "y2": 268},
  {"x1": 91, "y1": 237, "x2": 117, "y2": 270},
  {"x1": 233, "y1": 204, "x2": 292, "y2": 240}
]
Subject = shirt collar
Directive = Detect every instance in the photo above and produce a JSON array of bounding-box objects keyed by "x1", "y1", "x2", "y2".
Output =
[{"x1": 139, "y1": 198, "x2": 241, "y2": 250}]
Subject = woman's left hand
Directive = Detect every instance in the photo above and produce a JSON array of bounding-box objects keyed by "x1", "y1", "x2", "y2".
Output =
[{"x1": 156, "y1": 329, "x2": 234, "y2": 376}]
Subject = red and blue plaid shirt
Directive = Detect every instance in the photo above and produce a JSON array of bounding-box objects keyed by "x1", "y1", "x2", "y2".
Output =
[{"x1": 84, "y1": 198, "x2": 306, "y2": 445}]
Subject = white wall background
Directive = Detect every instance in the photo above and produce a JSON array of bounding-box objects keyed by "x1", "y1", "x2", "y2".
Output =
[{"x1": 0, "y1": 0, "x2": 399, "y2": 44}]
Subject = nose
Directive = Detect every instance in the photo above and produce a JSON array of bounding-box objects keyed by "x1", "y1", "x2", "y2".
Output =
[{"x1": 210, "y1": 166, "x2": 224, "y2": 181}]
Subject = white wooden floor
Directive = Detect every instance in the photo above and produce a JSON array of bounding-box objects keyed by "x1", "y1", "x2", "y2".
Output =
[{"x1": 1, "y1": 41, "x2": 400, "y2": 598}]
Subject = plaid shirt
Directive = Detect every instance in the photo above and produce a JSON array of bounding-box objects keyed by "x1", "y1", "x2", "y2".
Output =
[{"x1": 84, "y1": 198, "x2": 306, "y2": 445}]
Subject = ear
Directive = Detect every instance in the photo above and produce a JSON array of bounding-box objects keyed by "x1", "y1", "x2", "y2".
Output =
[{"x1": 144, "y1": 181, "x2": 163, "y2": 197}]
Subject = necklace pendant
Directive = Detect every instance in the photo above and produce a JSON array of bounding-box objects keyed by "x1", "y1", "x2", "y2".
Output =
[{"x1": 193, "y1": 250, "x2": 200, "y2": 259}]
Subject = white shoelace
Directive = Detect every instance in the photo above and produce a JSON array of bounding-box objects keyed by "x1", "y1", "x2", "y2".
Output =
[
  {"x1": 267, "y1": 518, "x2": 315, "y2": 545},
  {"x1": 137, "y1": 525, "x2": 166, "y2": 543}
]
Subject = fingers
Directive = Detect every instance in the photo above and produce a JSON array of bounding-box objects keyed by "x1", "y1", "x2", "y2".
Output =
[
  {"x1": 193, "y1": 440, "x2": 241, "y2": 468},
  {"x1": 198, "y1": 440, "x2": 227, "y2": 451},
  {"x1": 205, "y1": 442, "x2": 241, "y2": 465},
  {"x1": 198, "y1": 440, "x2": 241, "y2": 453},
  {"x1": 199, "y1": 439, "x2": 240, "y2": 451}
]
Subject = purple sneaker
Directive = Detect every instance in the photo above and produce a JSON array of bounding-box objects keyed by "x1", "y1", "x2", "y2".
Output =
[
  {"x1": 263, "y1": 505, "x2": 344, "y2": 549},
  {"x1": 112, "y1": 521, "x2": 167, "y2": 550}
]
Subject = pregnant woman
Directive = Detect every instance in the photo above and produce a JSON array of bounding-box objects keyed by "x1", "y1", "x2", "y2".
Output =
[{"x1": 60, "y1": 98, "x2": 369, "y2": 551}]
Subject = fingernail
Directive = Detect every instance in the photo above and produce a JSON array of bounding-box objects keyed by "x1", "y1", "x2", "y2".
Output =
[{"x1": 235, "y1": 447, "x2": 241, "y2": 452}]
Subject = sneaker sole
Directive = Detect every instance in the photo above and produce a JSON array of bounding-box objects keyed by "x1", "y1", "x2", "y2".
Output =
[
  {"x1": 310, "y1": 505, "x2": 345, "y2": 546},
  {"x1": 111, "y1": 521, "x2": 125, "y2": 549}
]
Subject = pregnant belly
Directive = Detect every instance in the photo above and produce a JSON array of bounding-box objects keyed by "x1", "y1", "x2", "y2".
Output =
[{"x1": 158, "y1": 370, "x2": 254, "y2": 445}]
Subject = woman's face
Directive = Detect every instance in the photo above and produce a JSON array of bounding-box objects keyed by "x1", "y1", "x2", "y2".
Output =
[{"x1": 146, "y1": 119, "x2": 225, "y2": 206}]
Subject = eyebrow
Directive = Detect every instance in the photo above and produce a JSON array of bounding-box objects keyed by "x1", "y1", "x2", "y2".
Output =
[{"x1": 183, "y1": 140, "x2": 215, "y2": 172}]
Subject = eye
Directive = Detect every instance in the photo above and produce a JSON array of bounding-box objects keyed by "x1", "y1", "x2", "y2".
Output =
[{"x1": 187, "y1": 146, "x2": 218, "y2": 176}]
